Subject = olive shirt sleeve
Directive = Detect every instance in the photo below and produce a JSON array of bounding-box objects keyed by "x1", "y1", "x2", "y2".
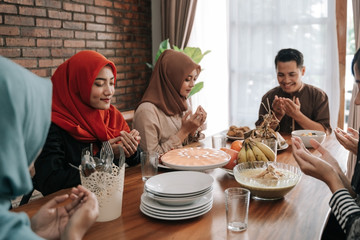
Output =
[{"x1": 133, "y1": 102, "x2": 183, "y2": 154}]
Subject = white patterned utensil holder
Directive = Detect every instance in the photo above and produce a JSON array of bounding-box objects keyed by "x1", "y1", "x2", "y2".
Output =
[{"x1": 80, "y1": 164, "x2": 125, "y2": 222}]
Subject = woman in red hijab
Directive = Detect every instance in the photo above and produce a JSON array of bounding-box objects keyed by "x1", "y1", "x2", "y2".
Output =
[
  {"x1": 133, "y1": 49, "x2": 207, "y2": 154},
  {"x1": 34, "y1": 51, "x2": 141, "y2": 196}
]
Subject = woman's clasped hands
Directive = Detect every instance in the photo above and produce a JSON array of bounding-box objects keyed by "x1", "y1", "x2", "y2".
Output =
[
  {"x1": 110, "y1": 129, "x2": 141, "y2": 158},
  {"x1": 30, "y1": 185, "x2": 99, "y2": 240},
  {"x1": 182, "y1": 105, "x2": 207, "y2": 134}
]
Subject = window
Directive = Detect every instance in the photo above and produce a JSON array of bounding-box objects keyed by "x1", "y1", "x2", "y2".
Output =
[
  {"x1": 189, "y1": 0, "x2": 339, "y2": 134},
  {"x1": 187, "y1": 0, "x2": 229, "y2": 135},
  {"x1": 344, "y1": 1, "x2": 356, "y2": 130},
  {"x1": 229, "y1": 0, "x2": 339, "y2": 129}
]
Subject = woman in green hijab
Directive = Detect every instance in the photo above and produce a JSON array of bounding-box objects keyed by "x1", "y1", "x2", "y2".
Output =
[{"x1": 0, "y1": 56, "x2": 99, "y2": 239}]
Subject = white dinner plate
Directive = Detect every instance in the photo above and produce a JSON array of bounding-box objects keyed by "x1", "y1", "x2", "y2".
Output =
[
  {"x1": 140, "y1": 200, "x2": 213, "y2": 216},
  {"x1": 145, "y1": 171, "x2": 214, "y2": 195},
  {"x1": 141, "y1": 192, "x2": 213, "y2": 211},
  {"x1": 220, "y1": 168, "x2": 234, "y2": 176},
  {"x1": 158, "y1": 163, "x2": 171, "y2": 169},
  {"x1": 144, "y1": 186, "x2": 213, "y2": 198},
  {"x1": 226, "y1": 135, "x2": 244, "y2": 141},
  {"x1": 144, "y1": 187, "x2": 213, "y2": 206},
  {"x1": 140, "y1": 203, "x2": 212, "y2": 220},
  {"x1": 278, "y1": 142, "x2": 289, "y2": 151},
  {"x1": 221, "y1": 130, "x2": 244, "y2": 141}
]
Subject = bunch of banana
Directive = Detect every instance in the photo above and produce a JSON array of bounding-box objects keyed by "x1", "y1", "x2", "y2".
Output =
[{"x1": 237, "y1": 139, "x2": 275, "y2": 163}]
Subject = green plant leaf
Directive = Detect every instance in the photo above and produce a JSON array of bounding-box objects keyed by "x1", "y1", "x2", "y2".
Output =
[
  {"x1": 146, "y1": 39, "x2": 210, "y2": 98},
  {"x1": 146, "y1": 39, "x2": 171, "y2": 69},
  {"x1": 155, "y1": 39, "x2": 170, "y2": 62},
  {"x1": 183, "y1": 47, "x2": 211, "y2": 64},
  {"x1": 173, "y1": 45, "x2": 182, "y2": 52},
  {"x1": 188, "y1": 81, "x2": 204, "y2": 98}
]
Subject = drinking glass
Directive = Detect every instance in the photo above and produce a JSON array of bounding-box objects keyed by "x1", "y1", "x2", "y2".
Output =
[
  {"x1": 225, "y1": 187, "x2": 250, "y2": 232},
  {"x1": 140, "y1": 151, "x2": 159, "y2": 181},
  {"x1": 212, "y1": 134, "x2": 226, "y2": 149},
  {"x1": 262, "y1": 138, "x2": 278, "y2": 161}
]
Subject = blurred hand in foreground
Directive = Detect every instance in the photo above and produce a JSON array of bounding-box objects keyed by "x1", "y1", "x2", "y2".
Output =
[
  {"x1": 31, "y1": 185, "x2": 98, "y2": 240},
  {"x1": 291, "y1": 136, "x2": 346, "y2": 194},
  {"x1": 334, "y1": 127, "x2": 358, "y2": 155}
]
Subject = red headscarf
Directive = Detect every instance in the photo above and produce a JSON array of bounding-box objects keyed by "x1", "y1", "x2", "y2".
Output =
[
  {"x1": 51, "y1": 50, "x2": 129, "y2": 142},
  {"x1": 138, "y1": 49, "x2": 201, "y2": 116}
]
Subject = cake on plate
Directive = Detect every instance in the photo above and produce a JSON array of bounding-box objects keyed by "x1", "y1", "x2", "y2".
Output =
[{"x1": 161, "y1": 147, "x2": 230, "y2": 170}]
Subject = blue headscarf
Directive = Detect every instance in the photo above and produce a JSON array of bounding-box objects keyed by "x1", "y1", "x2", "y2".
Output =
[{"x1": 0, "y1": 56, "x2": 52, "y2": 239}]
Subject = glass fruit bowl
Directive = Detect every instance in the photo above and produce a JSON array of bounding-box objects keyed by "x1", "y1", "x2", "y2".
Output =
[{"x1": 233, "y1": 161, "x2": 302, "y2": 200}]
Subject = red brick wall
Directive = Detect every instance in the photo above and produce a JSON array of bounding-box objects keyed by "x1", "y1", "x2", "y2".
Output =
[{"x1": 0, "y1": 0, "x2": 152, "y2": 111}]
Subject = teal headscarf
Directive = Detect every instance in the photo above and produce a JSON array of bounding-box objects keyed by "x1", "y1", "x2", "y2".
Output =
[{"x1": 0, "y1": 56, "x2": 52, "y2": 239}]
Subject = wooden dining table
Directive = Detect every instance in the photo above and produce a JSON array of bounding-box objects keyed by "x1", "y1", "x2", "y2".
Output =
[{"x1": 13, "y1": 133, "x2": 348, "y2": 240}]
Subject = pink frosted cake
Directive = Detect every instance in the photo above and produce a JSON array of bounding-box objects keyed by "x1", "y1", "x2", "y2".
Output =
[{"x1": 161, "y1": 147, "x2": 230, "y2": 170}]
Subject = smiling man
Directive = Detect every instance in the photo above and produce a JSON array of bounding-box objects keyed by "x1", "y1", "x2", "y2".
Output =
[{"x1": 255, "y1": 48, "x2": 332, "y2": 134}]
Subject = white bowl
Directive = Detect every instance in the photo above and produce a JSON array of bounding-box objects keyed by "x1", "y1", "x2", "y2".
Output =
[
  {"x1": 145, "y1": 171, "x2": 214, "y2": 195},
  {"x1": 144, "y1": 187, "x2": 212, "y2": 206},
  {"x1": 233, "y1": 161, "x2": 302, "y2": 200},
  {"x1": 291, "y1": 130, "x2": 326, "y2": 148}
]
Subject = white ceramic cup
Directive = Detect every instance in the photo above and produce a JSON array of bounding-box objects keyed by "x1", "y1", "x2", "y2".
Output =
[
  {"x1": 225, "y1": 187, "x2": 250, "y2": 232},
  {"x1": 140, "y1": 151, "x2": 159, "y2": 181},
  {"x1": 212, "y1": 134, "x2": 226, "y2": 149}
]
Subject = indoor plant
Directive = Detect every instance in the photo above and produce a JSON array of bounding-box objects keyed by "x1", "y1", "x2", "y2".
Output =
[{"x1": 146, "y1": 39, "x2": 210, "y2": 98}]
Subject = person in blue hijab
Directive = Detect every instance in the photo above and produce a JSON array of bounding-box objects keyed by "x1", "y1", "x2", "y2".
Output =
[{"x1": 0, "y1": 56, "x2": 99, "y2": 239}]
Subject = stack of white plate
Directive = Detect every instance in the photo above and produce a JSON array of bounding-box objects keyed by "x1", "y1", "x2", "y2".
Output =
[{"x1": 140, "y1": 171, "x2": 214, "y2": 220}]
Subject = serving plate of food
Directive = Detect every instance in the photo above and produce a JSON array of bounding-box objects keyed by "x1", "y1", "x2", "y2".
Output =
[
  {"x1": 226, "y1": 135, "x2": 244, "y2": 141},
  {"x1": 158, "y1": 163, "x2": 171, "y2": 169},
  {"x1": 275, "y1": 132, "x2": 288, "y2": 151},
  {"x1": 161, "y1": 147, "x2": 231, "y2": 171},
  {"x1": 221, "y1": 130, "x2": 243, "y2": 141},
  {"x1": 220, "y1": 167, "x2": 234, "y2": 176},
  {"x1": 278, "y1": 142, "x2": 289, "y2": 151},
  {"x1": 225, "y1": 126, "x2": 250, "y2": 140}
]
